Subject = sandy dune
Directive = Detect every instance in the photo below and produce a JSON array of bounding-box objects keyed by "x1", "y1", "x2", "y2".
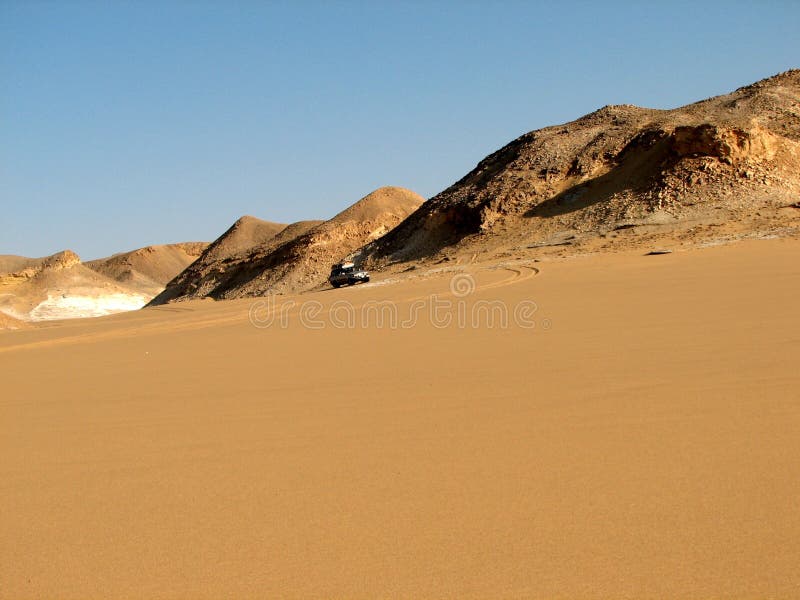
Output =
[{"x1": 1, "y1": 239, "x2": 799, "y2": 598}]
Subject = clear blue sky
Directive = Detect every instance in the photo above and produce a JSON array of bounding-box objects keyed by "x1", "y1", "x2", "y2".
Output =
[{"x1": 2, "y1": 1, "x2": 798, "y2": 259}]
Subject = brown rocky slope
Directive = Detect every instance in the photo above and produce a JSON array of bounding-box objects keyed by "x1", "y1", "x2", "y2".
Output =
[
  {"x1": 188, "y1": 216, "x2": 286, "y2": 265},
  {"x1": 140, "y1": 215, "x2": 291, "y2": 303},
  {"x1": 148, "y1": 186, "x2": 423, "y2": 304},
  {"x1": 146, "y1": 217, "x2": 311, "y2": 304},
  {"x1": 361, "y1": 70, "x2": 800, "y2": 265}
]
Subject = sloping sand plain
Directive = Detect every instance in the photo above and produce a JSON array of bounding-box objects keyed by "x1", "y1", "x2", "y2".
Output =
[{"x1": 1, "y1": 238, "x2": 799, "y2": 598}]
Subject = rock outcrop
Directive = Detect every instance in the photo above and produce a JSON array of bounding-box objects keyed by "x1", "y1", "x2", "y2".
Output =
[{"x1": 360, "y1": 70, "x2": 800, "y2": 264}]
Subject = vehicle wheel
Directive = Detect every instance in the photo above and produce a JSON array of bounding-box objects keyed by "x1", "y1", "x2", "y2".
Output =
[{"x1": 331, "y1": 282, "x2": 341, "y2": 288}]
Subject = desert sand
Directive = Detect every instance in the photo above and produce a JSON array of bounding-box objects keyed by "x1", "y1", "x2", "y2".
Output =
[{"x1": 2, "y1": 237, "x2": 799, "y2": 598}]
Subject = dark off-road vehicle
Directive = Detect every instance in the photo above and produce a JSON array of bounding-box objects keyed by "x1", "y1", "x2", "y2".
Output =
[{"x1": 329, "y1": 261, "x2": 370, "y2": 288}]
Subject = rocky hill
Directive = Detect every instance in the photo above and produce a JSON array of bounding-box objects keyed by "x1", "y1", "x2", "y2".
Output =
[
  {"x1": 191, "y1": 216, "x2": 286, "y2": 264},
  {"x1": 146, "y1": 217, "x2": 311, "y2": 304},
  {"x1": 0, "y1": 250, "x2": 150, "y2": 322},
  {"x1": 142, "y1": 216, "x2": 291, "y2": 304},
  {"x1": 361, "y1": 70, "x2": 800, "y2": 264},
  {"x1": 87, "y1": 242, "x2": 207, "y2": 296},
  {"x1": 148, "y1": 186, "x2": 423, "y2": 304},
  {"x1": 0, "y1": 254, "x2": 48, "y2": 274},
  {"x1": 0, "y1": 242, "x2": 210, "y2": 324}
]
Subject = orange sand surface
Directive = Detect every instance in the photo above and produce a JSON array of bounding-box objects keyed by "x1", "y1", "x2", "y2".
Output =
[{"x1": 2, "y1": 239, "x2": 799, "y2": 598}]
